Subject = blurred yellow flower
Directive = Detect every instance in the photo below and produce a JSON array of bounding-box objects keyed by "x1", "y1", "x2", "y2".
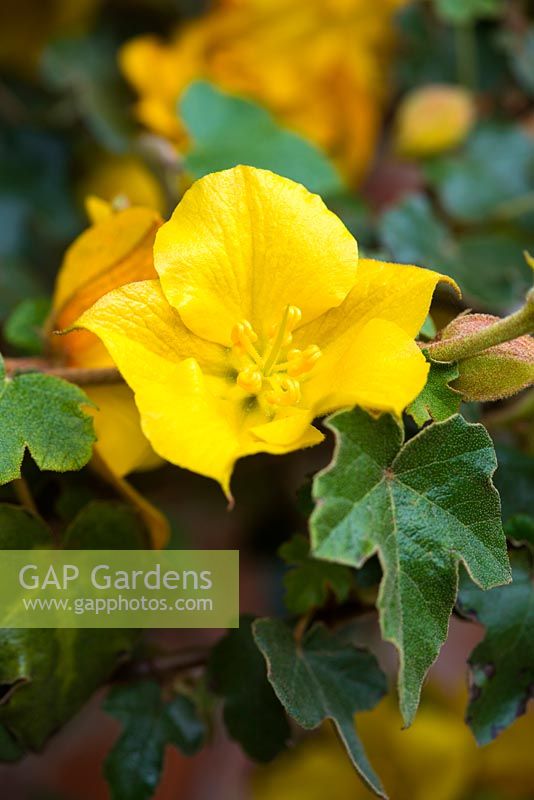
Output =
[
  {"x1": 78, "y1": 154, "x2": 166, "y2": 216},
  {"x1": 253, "y1": 693, "x2": 534, "y2": 800},
  {"x1": 120, "y1": 0, "x2": 407, "y2": 183},
  {"x1": 394, "y1": 84, "x2": 476, "y2": 158},
  {"x1": 48, "y1": 202, "x2": 170, "y2": 545},
  {"x1": 75, "y1": 166, "x2": 452, "y2": 495}
]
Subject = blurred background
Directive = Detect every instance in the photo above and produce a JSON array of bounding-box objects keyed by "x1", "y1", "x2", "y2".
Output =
[{"x1": 0, "y1": 0, "x2": 533, "y2": 798}]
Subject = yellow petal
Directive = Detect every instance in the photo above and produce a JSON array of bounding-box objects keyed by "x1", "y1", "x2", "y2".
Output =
[
  {"x1": 74, "y1": 280, "x2": 237, "y2": 491},
  {"x1": 75, "y1": 280, "x2": 324, "y2": 493},
  {"x1": 296, "y1": 258, "x2": 459, "y2": 349},
  {"x1": 304, "y1": 318, "x2": 429, "y2": 417},
  {"x1": 85, "y1": 384, "x2": 162, "y2": 478},
  {"x1": 154, "y1": 166, "x2": 358, "y2": 345},
  {"x1": 50, "y1": 206, "x2": 161, "y2": 367}
]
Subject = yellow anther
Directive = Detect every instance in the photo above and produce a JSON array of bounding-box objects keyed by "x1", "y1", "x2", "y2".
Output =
[
  {"x1": 286, "y1": 305, "x2": 302, "y2": 330},
  {"x1": 237, "y1": 367, "x2": 263, "y2": 394},
  {"x1": 265, "y1": 376, "x2": 301, "y2": 406},
  {"x1": 231, "y1": 320, "x2": 258, "y2": 348},
  {"x1": 287, "y1": 344, "x2": 322, "y2": 377}
]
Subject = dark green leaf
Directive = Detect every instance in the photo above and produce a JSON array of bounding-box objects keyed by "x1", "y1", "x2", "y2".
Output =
[
  {"x1": 505, "y1": 515, "x2": 534, "y2": 549},
  {"x1": 104, "y1": 681, "x2": 205, "y2": 800},
  {"x1": 62, "y1": 502, "x2": 147, "y2": 549},
  {"x1": 379, "y1": 193, "x2": 532, "y2": 311},
  {"x1": 426, "y1": 124, "x2": 534, "y2": 223},
  {"x1": 311, "y1": 410, "x2": 510, "y2": 725},
  {"x1": 4, "y1": 297, "x2": 51, "y2": 355},
  {"x1": 208, "y1": 615, "x2": 290, "y2": 762},
  {"x1": 0, "y1": 504, "x2": 143, "y2": 757},
  {"x1": 494, "y1": 446, "x2": 534, "y2": 523},
  {"x1": 279, "y1": 534, "x2": 352, "y2": 614},
  {"x1": 253, "y1": 618, "x2": 387, "y2": 798},
  {"x1": 406, "y1": 357, "x2": 461, "y2": 427},
  {"x1": 0, "y1": 354, "x2": 96, "y2": 485},
  {"x1": 181, "y1": 81, "x2": 343, "y2": 196},
  {"x1": 458, "y1": 549, "x2": 534, "y2": 744}
]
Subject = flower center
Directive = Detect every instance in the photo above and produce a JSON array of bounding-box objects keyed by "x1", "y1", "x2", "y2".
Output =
[{"x1": 231, "y1": 305, "x2": 321, "y2": 408}]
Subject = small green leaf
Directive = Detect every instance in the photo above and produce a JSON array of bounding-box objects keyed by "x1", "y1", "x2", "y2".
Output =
[
  {"x1": 0, "y1": 354, "x2": 95, "y2": 485},
  {"x1": 419, "y1": 315, "x2": 437, "y2": 340},
  {"x1": 253, "y1": 618, "x2": 387, "y2": 798},
  {"x1": 279, "y1": 534, "x2": 352, "y2": 614},
  {"x1": 407, "y1": 357, "x2": 461, "y2": 427},
  {"x1": 208, "y1": 615, "x2": 290, "y2": 762},
  {"x1": 4, "y1": 297, "x2": 50, "y2": 355},
  {"x1": 181, "y1": 81, "x2": 343, "y2": 196},
  {"x1": 311, "y1": 410, "x2": 510, "y2": 725},
  {"x1": 458, "y1": 550, "x2": 534, "y2": 744},
  {"x1": 104, "y1": 681, "x2": 205, "y2": 800}
]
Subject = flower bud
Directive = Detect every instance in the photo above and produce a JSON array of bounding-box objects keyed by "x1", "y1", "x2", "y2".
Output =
[
  {"x1": 438, "y1": 314, "x2": 534, "y2": 401},
  {"x1": 394, "y1": 84, "x2": 476, "y2": 158}
]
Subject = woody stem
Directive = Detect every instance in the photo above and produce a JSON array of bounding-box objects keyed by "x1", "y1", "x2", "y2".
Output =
[
  {"x1": 427, "y1": 291, "x2": 534, "y2": 362},
  {"x1": 3, "y1": 358, "x2": 123, "y2": 385}
]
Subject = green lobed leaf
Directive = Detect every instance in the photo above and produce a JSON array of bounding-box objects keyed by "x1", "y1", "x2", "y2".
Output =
[
  {"x1": 406, "y1": 356, "x2": 461, "y2": 427},
  {"x1": 458, "y1": 549, "x2": 534, "y2": 744},
  {"x1": 181, "y1": 81, "x2": 343, "y2": 196},
  {"x1": 104, "y1": 680, "x2": 205, "y2": 800},
  {"x1": 0, "y1": 503, "x2": 143, "y2": 756},
  {"x1": 379, "y1": 193, "x2": 533, "y2": 311},
  {"x1": 4, "y1": 297, "x2": 51, "y2": 356},
  {"x1": 311, "y1": 409, "x2": 510, "y2": 726},
  {"x1": 279, "y1": 534, "x2": 353, "y2": 614},
  {"x1": 208, "y1": 615, "x2": 290, "y2": 762},
  {"x1": 253, "y1": 618, "x2": 387, "y2": 798},
  {"x1": 0, "y1": 354, "x2": 96, "y2": 485}
]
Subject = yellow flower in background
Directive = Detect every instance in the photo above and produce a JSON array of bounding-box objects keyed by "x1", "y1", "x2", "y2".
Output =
[
  {"x1": 48, "y1": 202, "x2": 170, "y2": 546},
  {"x1": 394, "y1": 84, "x2": 476, "y2": 158},
  {"x1": 252, "y1": 694, "x2": 534, "y2": 800},
  {"x1": 75, "y1": 166, "x2": 453, "y2": 495},
  {"x1": 120, "y1": 0, "x2": 407, "y2": 183},
  {"x1": 77, "y1": 154, "x2": 166, "y2": 216}
]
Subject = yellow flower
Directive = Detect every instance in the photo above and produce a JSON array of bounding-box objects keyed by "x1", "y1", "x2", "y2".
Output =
[
  {"x1": 75, "y1": 166, "x2": 453, "y2": 496},
  {"x1": 394, "y1": 84, "x2": 476, "y2": 158},
  {"x1": 49, "y1": 202, "x2": 170, "y2": 546},
  {"x1": 78, "y1": 154, "x2": 166, "y2": 216},
  {"x1": 253, "y1": 692, "x2": 534, "y2": 800},
  {"x1": 120, "y1": 0, "x2": 407, "y2": 183}
]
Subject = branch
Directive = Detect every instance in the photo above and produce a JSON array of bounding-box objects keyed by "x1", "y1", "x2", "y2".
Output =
[{"x1": 4, "y1": 358, "x2": 123, "y2": 385}]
